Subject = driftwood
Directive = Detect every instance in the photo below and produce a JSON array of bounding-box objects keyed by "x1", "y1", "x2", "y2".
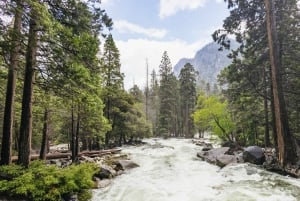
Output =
[{"x1": 11, "y1": 148, "x2": 122, "y2": 162}]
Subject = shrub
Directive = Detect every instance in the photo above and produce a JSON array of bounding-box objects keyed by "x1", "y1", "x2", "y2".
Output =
[{"x1": 0, "y1": 161, "x2": 98, "y2": 201}]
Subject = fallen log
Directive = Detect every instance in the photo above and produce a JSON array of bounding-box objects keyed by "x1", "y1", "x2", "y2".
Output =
[{"x1": 11, "y1": 148, "x2": 122, "y2": 162}]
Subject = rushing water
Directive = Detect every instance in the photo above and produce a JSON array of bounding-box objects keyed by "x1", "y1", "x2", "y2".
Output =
[{"x1": 92, "y1": 138, "x2": 300, "y2": 201}]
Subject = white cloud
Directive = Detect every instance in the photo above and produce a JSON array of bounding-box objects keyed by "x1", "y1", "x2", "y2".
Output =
[
  {"x1": 159, "y1": 0, "x2": 207, "y2": 18},
  {"x1": 159, "y1": 0, "x2": 225, "y2": 18},
  {"x1": 115, "y1": 38, "x2": 211, "y2": 90},
  {"x1": 101, "y1": 0, "x2": 111, "y2": 5},
  {"x1": 114, "y1": 20, "x2": 167, "y2": 39}
]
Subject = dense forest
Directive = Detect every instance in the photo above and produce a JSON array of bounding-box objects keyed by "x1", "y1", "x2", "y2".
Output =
[{"x1": 0, "y1": 0, "x2": 300, "y2": 194}]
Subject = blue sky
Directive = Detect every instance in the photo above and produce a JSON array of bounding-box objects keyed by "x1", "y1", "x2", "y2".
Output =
[{"x1": 101, "y1": 0, "x2": 229, "y2": 89}]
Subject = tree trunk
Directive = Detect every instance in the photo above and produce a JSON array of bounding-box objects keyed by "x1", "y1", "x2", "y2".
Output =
[
  {"x1": 1, "y1": 0, "x2": 23, "y2": 165},
  {"x1": 269, "y1": 66, "x2": 278, "y2": 151},
  {"x1": 263, "y1": 68, "x2": 271, "y2": 147},
  {"x1": 14, "y1": 120, "x2": 19, "y2": 151},
  {"x1": 71, "y1": 104, "x2": 76, "y2": 162},
  {"x1": 264, "y1": 0, "x2": 298, "y2": 166},
  {"x1": 105, "y1": 97, "x2": 110, "y2": 146},
  {"x1": 18, "y1": 10, "x2": 38, "y2": 167},
  {"x1": 39, "y1": 109, "x2": 49, "y2": 160},
  {"x1": 75, "y1": 105, "x2": 80, "y2": 157}
]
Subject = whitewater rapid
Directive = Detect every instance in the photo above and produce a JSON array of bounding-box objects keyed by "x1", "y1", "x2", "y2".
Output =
[{"x1": 92, "y1": 138, "x2": 300, "y2": 201}]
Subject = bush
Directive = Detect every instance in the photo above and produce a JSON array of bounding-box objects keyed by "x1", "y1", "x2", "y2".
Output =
[{"x1": 0, "y1": 161, "x2": 98, "y2": 201}]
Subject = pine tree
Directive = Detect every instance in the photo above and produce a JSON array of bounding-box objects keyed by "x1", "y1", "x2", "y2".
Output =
[
  {"x1": 149, "y1": 69, "x2": 160, "y2": 136},
  {"x1": 264, "y1": 0, "x2": 298, "y2": 166},
  {"x1": 214, "y1": 0, "x2": 300, "y2": 166},
  {"x1": 18, "y1": 3, "x2": 39, "y2": 167},
  {"x1": 179, "y1": 63, "x2": 197, "y2": 138},
  {"x1": 100, "y1": 34, "x2": 124, "y2": 146},
  {"x1": 158, "y1": 51, "x2": 177, "y2": 138},
  {"x1": 1, "y1": 0, "x2": 23, "y2": 165}
]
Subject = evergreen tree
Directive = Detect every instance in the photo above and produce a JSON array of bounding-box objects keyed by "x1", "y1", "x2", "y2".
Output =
[
  {"x1": 179, "y1": 63, "x2": 197, "y2": 138},
  {"x1": 1, "y1": 0, "x2": 23, "y2": 165},
  {"x1": 214, "y1": 0, "x2": 300, "y2": 166},
  {"x1": 100, "y1": 34, "x2": 125, "y2": 146},
  {"x1": 0, "y1": 0, "x2": 112, "y2": 166},
  {"x1": 148, "y1": 69, "x2": 160, "y2": 136},
  {"x1": 158, "y1": 51, "x2": 177, "y2": 138}
]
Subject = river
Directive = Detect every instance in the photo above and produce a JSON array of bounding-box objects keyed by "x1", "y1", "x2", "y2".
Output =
[{"x1": 92, "y1": 138, "x2": 300, "y2": 201}]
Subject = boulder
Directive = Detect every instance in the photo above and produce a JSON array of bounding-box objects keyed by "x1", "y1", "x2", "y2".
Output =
[
  {"x1": 94, "y1": 177, "x2": 111, "y2": 188},
  {"x1": 243, "y1": 146, "x2": 265, "y2": 165},
  {"x1": 115, "y1": 160, "x2": 139, "y2": 171},
  {"x1": 202, "y1": 143, "x2": 213, "y2": 151},
  {"x1": 197, "y1": 147, "x2": 235, "y2": 168},
  {"x1": 216, "y1": 155, "x2": 237, "y2": 168},
  {"x1": 79, "y1": 156, "x2": 95, "y2": 163},
  {"x1": 95, "y1": 165, "x2": 117, "y2": 179},
  {"x1": 62, "y1": 194, "x2": 78, "y2": 201}
]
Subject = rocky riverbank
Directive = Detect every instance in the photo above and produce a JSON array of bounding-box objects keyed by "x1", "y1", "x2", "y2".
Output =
[
  {"x1": 193, "y1": 139, "x2": 300, "y2": 178},
  {"x1": 0, "y1": 146, "x2": 140, "y2": 201}
]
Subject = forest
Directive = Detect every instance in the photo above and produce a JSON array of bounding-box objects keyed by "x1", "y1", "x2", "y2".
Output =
[{"x1": 0, "y1": 0, "x2": 300, "y2": 200}]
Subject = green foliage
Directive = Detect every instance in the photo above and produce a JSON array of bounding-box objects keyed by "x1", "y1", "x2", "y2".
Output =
[
  {"x1": 0, "y1": 161, "x2": 98, "y2": 201},
  {"x1": 193, "y1": 95, "x2": 236, "y2": 141},
  {"x1": 214, "y1": 0, "x2": 300, "y2": 150}
]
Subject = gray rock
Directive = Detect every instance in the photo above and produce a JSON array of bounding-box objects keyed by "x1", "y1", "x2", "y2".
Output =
[
  {"x1": 94, "y1": 178, "x2": 111, "y2": 188},
  {"x1": 243, "y1": 146, "x2": 265, "y2": 165},
  {"x1": 95, "y1": 165, "x2": 117, "y2": 179},
  {"x1": 202, "y1": 143, "x2": 213, "y2": 151},
  {"x1": 216, "y1": 155, "x2": 237, "y2": 168},
  {"x1": 80, "y1": 156, "x2": 95, "y2": 163},
  {"x1": 197, "y1": 147, "x2": 233, "y2": 167},
  {"x1": 115, "y1": 160, "x2": 139, "y2": 170}
]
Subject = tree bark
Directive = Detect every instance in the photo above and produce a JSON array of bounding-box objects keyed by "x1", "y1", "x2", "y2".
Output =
[
  {"x1": 1, "y1": 0, "x2": 23, "y2": 165},
  {"x1": 71, "y1": 103, "x2": 76, "y2": 162},
  {"x1": 75, "y1": 105, "x2": 80, "y2": 157},
  {"x1": 39, "y1": 109, "x2": 49, "y2": 160},
  {"x1": 263, "y1": 67, "x2": 271, "y2": 147},
  {"x1": 264, "y1": 0, "x2": 298, "y2": 166},
  {"x1": 17, "y1": 9, "x2": 38, "y2": 167}
]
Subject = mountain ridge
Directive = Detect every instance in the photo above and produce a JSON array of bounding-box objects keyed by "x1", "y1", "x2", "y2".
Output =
[{"x1": 174, "y1": 42, "x2": 235, "y2": 85}]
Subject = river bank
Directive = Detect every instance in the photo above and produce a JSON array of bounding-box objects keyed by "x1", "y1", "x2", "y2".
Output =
[
  {"x1": 194, "y1": 138, "x2": 300, "y2": 178},
  {"x1": 0, "y1": 146, "x2": 139, "y2": 201}
]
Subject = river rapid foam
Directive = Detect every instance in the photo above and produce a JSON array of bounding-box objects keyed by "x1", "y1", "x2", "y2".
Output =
[{"x1": 92, "y1": 138, "x2": 300, "y2": 201}]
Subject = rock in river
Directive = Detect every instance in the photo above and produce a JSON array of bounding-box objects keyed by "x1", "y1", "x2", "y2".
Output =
[{"x1": 243, "y1": 146, "x2": 265, "y2": 165}]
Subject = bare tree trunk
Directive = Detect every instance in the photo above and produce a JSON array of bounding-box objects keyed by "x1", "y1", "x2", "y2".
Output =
[
  {"x1": 71, "y1": 103, "x2": 76, "y2": 162},
  {"x1": 105, "y1": 97, "x2": 110, "y2": 146},
  {"x1": 18, "y1": 10, "x2": 38, "y2": 167},
  {"x1": 75, "y1": 105, "x2": 80, "y2": 157},
  {"x1": 264, "y1": 0, "x2": 298, "y2": 166},
  {"x1": 263, "y1": 67, "x2": 271, "y2": 147},
  {"x1": 39, "y1": 109, "x2": 49, "y2": 160},
  {"x1": 1, "y1": 0, "x2": 23, "y2": 165}
]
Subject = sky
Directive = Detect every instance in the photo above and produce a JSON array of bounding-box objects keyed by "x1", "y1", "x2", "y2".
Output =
[{"x1": 101, "y1": 0, "x2": 229, "y2": 90}]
